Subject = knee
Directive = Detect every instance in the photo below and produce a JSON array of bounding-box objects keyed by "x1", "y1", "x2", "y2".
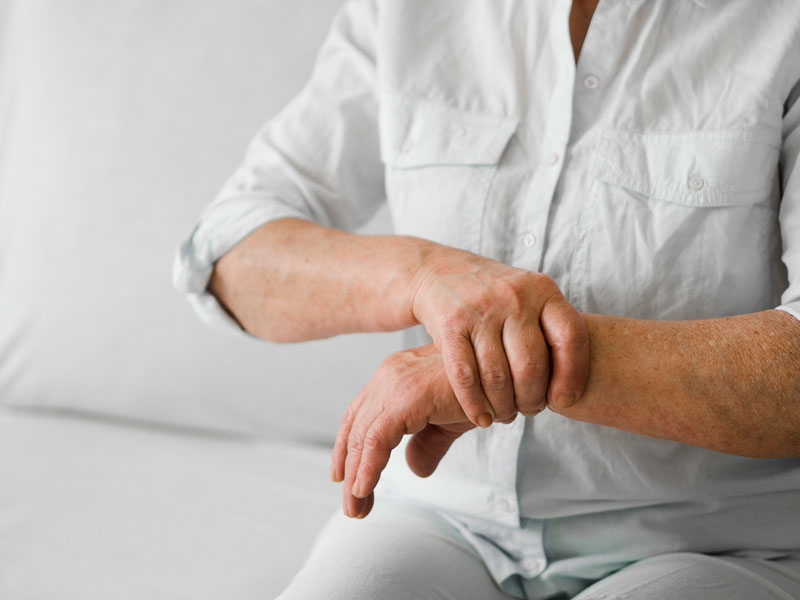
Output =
[
  {"x1": 276, "y1": 544, "x2": 429, "y2": 600},
  {"x1": 276, "y1": 507, "x2": 483, "y2": 600}
]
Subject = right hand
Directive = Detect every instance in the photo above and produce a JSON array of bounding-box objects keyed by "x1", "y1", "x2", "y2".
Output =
[
  {"x1": 409, "y1": 245, "x2": 590, "y2": 426},
  {"x1": 331, "y1": 344, "x2": 476, "y2": 519}
]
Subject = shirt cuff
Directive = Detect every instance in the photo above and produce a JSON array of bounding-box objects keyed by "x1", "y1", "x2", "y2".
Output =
[
  {"x1": 172, "y1": 195, "x2": 311, "y2": 336},
  {"x1": 775, "y1": 303, "x2": 800, "y2": 322}
]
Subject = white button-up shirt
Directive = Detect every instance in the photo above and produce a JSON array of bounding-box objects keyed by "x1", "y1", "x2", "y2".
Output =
[{"x1": 174, "y1": 1, "x2": 800, "y2": 597}]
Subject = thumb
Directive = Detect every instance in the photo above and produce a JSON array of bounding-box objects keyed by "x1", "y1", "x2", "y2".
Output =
[{"x1": 405, "y1": 424, "x2": 465, "y2": 478}]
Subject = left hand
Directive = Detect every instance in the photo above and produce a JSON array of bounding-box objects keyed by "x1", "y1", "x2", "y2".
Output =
[
  {"x1": 409, "y1": 245, "x2": 590, "y2": 426},
  {"x1": 330, "y1": 344, "x2": 479, "y2": 519}
]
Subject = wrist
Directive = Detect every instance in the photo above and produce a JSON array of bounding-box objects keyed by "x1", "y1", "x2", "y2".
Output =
[
  {"x1": 359, "y1": 234, "x2": 440, "y2": 332},
  {"x1": 405, "y1": 238, "x2": 448, "y2": 325}
]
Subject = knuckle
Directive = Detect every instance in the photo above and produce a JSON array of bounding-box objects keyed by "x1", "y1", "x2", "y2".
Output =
[
  {"x1": 363, "y1": 413, "x2": 403, "y2": 457},
  {"x1": 380, "y1": 401, "x2": 416, "y2": 435},
  {"x1": 347, "y1": 434, "x2": 364, "y2": 454},
  {"x1": 362, "y1": 430, "x2": 385, "y2": 454},
  {"x1": 451, "y1": 361, "x2": 477, "y2": 389},
  {"x1": 501, "y1": 275, "x2": 530, "y2": 311},
  {"x1": 513, "y1": 357, "x2": 545, "y2": 384},
  {"x1": 381, "y1": 350, "x2": 407, "y2": 372},
  {"x1": 378, "y1": 406, "x2": 401, "y2": 430},
  {"x1": 533, "y1": 272, "x2": 557, "y2": 291},
  {"x1": 441, "y1": 312, "x2": 470, "y2": 336},
  {"x1": 473, "y1": 289, "x2": 494, "y2": 313},
  {"x1": 481, "y1": 368, "x2": 508, "y2": 391}
]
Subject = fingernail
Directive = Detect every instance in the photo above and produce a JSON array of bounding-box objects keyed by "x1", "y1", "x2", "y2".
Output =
[
  {"x1": 484, "y1": 401, "x2": 496, "y2": 420},
  {"x1": 477, "y1": 412, "x2": 493, "y2": 428},
  {"x1": 352, "y1": 479, "x2": 364, "y2": 499},
  {"x1": 556, "y1": 392, "x2": 576, "y2": 408},
  {"x1": 330, "y1": 465, "x2": 337, "y2": 482}
]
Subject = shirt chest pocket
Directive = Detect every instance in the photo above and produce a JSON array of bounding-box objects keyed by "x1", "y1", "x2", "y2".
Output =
[
  {"x1": 379, "y1": 95, "x2": 517, "y2": 253},
  {"x1": 575, "y1": 130, "x2": 782, "y2": 320}
]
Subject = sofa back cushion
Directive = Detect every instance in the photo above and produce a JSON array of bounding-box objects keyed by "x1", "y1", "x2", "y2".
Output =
[{"x1": 0, "y1": 0, "x2": 400, "y2": 442}]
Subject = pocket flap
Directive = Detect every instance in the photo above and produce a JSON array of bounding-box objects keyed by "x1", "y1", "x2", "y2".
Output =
[
  {"x1": 379, "y1": 94, "x2": 518, "y2": 168},
  {"x1": 595, "y1": 130, "x2": 779, "y2": 207}
]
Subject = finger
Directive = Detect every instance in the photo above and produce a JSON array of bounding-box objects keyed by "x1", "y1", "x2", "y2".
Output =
[
  {"x1": 352, "y1": 410, "x2": 407, "y2": 498},
  {"x1": 342, "y1": 399, "x2": 378, "y2": 518},
  {"x1": 540, "y1": 294, "x2": 590, "y2": 410},
  {"x1": 405, "y1": 424, "x2": 465, "y2": 477},
  {"x1": 355, "y1": 492, "x2": 375, "y2": 519},
  {"x1": 440, "y1": 331, "x2": 494, "y2": 427},
  {"x1": 331, "y1": 409, "x2": 352, "y2": 483},
  {"x1": 502, "y1": 317, "x2": 550, "y2": 416},
  {"x1": 331, "y1": 397, "x2": 363, "y2": 483},
  {"x1": 343, "y1": 428, "x2": 370, "y2": 519},
  {"x1": 472, "y1": 328, "x2": 515, "y2": 422}
]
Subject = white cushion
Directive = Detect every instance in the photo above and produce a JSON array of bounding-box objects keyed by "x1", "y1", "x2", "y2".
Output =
[
  {"x1": 0, "y1": 408, "x2": 340, "y2": 599},
  {"x1": 0, "y1": 0, "x2": 400, "y2": 441}
]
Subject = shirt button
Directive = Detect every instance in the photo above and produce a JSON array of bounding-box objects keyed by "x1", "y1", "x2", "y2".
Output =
[
  {"x1": 523, "y1": 558, "x2": 546, "y2": 573},
  {"x1": 544, "y1": 152, "x2": 560, "y2": 166},
  {"x1": 523, "y1": 233, "x2": 537, "y2": 248},
  {"x1": 688, "y1": 175, "x2": 705, "y2": 191},
  {"x1": 584, "y1": 74, "x2": 599, "y2": 89}
]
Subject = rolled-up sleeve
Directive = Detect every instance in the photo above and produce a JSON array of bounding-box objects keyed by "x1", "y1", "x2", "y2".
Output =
[
  {"x1": 173, "y1": 0, "x2": 384, "y2": 333},
  {"x1": 777, "y1": 78, "x2": 800, "y2": 321}
]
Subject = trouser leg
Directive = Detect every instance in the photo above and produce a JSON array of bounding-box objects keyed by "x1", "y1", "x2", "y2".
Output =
[
  {"x1": 276, "y1": 499, "x2": 514, "y2": 600},
  {"x1": 573, "y1": 552, "x2": 800, "y2": 600}
]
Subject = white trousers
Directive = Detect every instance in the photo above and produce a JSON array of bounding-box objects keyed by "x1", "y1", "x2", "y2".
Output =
[{"x1": 277, "y1": 500, "x2": 800, "y2": 600}]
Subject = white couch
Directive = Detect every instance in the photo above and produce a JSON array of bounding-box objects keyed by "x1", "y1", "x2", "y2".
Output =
[{"x1": 0, "y1": 1, "x2": 401, "y2": 597}]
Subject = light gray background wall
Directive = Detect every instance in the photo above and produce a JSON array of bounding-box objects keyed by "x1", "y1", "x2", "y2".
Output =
[{"x1": 0, "y1": 0, "x2": 402, "y2": 442}]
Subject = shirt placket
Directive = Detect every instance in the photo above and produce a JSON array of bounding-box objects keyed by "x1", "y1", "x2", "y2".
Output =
[
  {"x1": 513, "y1": 0, "x2": 576, "y2": 275},
  {"x1": 558, "y1": 0, "x2": 628, "y2": 310},
  {"x1": 492, "y1": 0, "x2": 577, "y2": 532},
  {"x1": 487, "y1": 417, "x2": 526, "y2": 527},
  {"x1": 501, "y1": 0, "x2": 628, "y2": 573},
  {"x1": 569, "y1": 0, "x2": 624, "y2": 141}
]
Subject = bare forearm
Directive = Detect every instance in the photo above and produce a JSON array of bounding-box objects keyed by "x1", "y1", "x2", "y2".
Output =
[
  {"x1": 209, "y1": 218, "x2": 435, "y2": 341},
  {"x1": 553, "y1": 310, "x2": 800, "y2": 457}
]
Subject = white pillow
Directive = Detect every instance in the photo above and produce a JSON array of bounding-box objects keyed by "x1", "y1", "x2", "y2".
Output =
[{"x1": 0, "y1": 0, "x2": 401, "y2": 442}]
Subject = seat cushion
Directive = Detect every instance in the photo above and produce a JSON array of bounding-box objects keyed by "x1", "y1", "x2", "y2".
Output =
[{"x1": 0, "y1": 409, "x2": 340, "y2": 599}]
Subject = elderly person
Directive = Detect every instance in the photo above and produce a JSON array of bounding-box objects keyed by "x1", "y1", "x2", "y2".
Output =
[{"x1": 174, "y1": 0, "x2": 800, "y2": 598}]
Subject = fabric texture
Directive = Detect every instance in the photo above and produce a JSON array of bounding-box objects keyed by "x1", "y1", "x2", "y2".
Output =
[
  {"x1": 0, "y1": 408, "x2": 340, "y2": 600},
  {"x1": 279, "y1": 499, "x2": 800, "y2": 600},
  {"x1": 175, "y1": 0, "x2": 800, "y2": 597},
  {"x1": 0, "y1": 0, "x2": 401, "y2": 442},
  {"x1": 278, "y1": 500, "x2": 513, "y2": 600}
]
